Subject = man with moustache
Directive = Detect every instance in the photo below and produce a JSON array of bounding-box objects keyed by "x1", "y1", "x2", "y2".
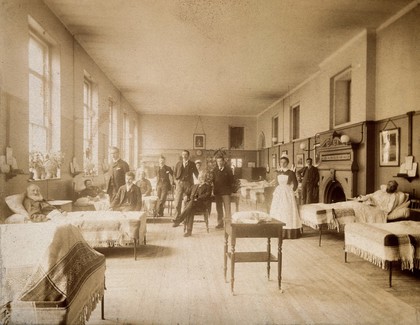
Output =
[
  {"x1": 172, "y1": 172, "x2": 212, "y2": 237},
  {"x1": 173, "y1": 150, "x2": 199, "y2": 219},
  {"x1": 111, "y1": 171, "x2": 142, "y2": 211},
  {"x1": 212, "y1": 155, "x2": 234, "y2": 229},
  {"x1": 297, "y1": 157, "x2": 319, "y2": 204},
  {"x1": 156, "y1": 155, "x2": 174, "y2": 217},
  {"x1": 107, "y1": 146, "x2": 130, "y2": 201}
]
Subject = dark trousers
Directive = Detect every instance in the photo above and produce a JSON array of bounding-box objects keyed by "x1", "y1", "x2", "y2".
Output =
[
  {"x1": 302, "y1": 184, "x2": 319, "y2": 204},
  {"x1": 173, "y1": 180, "x2": 192, "y2": 218},
  {"x1": 215, "y1": 194, "x2": 231, "y2": 227},
  {"x1": 174, "y1": 200, "x2": 195, "y2": 233},
  {"x1": 157, "y1": 184, "x2": 169, "y2": 216}
]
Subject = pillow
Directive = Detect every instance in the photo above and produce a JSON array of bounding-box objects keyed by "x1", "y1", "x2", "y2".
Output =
[
  {"x1": 5, "y1": 193, "x2": 29, "y2": 217},
  {"x1": 5, "y1": 213, "x2": 27, "y2": 224},
  {"x1": 387, "y1": 200, "x2": 411, "y2": 220},
  {"x1": 394, "y1": 192, "x2": 409, "y2": 208}
]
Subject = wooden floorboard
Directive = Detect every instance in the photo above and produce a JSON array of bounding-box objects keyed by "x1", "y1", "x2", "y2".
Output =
[{"x1": 88, "y1": 202, "x2": 420, "y2": 325}]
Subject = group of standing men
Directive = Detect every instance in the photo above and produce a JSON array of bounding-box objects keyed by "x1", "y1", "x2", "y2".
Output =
[
  {"x1": 155, "y1": 150, "x2": 234, "y2": 236},
  {"x1": 106, "y1": 146, "x2": 235, "y2": 236}
]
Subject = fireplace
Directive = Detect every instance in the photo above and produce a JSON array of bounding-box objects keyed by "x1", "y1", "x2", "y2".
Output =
[{"x1": 316, "y1": 135, "x2": 359, "y2": 203}]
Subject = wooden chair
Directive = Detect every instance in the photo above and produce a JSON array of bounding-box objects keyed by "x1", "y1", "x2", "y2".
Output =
[
  {"x1": 410, "y1": 198, "x2": 420, "y2": 209},
  {"x1": 183, "y1": 199, "x2": 211, "y2": 233},
  {"x1": 165, "y1": 185, "x2": 175, "y2": 216}
]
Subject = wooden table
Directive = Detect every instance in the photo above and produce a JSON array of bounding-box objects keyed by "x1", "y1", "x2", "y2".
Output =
[{"x1": 224, "y1": 220, "x2": 285, "y2": 294}]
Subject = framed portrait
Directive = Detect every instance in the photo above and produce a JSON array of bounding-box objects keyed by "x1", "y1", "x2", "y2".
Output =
[
  {"x1": 296, "y1": 153, "x2": 305, "y2": 168},
  {"x1": 379, "y1": 128, "x2": 399, "y2": 166},
  {"x1": 193, "y1": 134, "x2": 206, "y2": 149}
]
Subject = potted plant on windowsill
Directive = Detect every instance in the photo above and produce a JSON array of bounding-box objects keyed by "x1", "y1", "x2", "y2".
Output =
[
  {"x1": 29, "y1": 151, "x2": 45, "y2": 180},
  {"x1": 44, "y1": 151, "x2": 64, "y2": 179}
]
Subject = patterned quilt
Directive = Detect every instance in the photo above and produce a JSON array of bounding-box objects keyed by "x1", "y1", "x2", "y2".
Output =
[{"x1": 0, "y1": 223, "x2": 105, "y2": 325}]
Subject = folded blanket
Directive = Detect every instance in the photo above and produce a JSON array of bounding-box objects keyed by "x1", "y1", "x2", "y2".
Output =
[{"x1": 345, "y1": 221, "x2": 420, "y2": 270}]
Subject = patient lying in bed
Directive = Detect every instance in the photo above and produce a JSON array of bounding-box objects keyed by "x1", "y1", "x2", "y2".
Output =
[
  {"x1": 23, "y1": 184, "x2": 66, "y2": 222},
  {"x1": 356, "y1": 180, "x2": 400, "y2": 214},
  {"x1": 299, "y1": 180, "x2": 410, "y2": 230}
]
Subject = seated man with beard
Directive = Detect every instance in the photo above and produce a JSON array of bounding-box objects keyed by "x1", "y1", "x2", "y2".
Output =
[{"x1": 23, "y1": 184, "x2": 65, "y2": 222}]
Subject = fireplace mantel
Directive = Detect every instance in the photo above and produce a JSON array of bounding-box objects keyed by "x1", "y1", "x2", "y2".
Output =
[{"x1": 317, "y1": 135, "x2": 359, "y2": 203}]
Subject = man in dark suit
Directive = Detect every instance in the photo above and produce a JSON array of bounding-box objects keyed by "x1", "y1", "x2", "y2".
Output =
[
  {"x1": 297, "y1": 158, "x2": 319, "y2": 204},
  {"x1": 111, "y1": 171, "x2": 142, "y2": 211},
  {"x1": 173, "y1": 150, "x2": 199, "y2": 219},
  {"x1": 156, "y1": 155, "x2": 174, "y2": 217},
  {"x1": 107, "y1": 146, "x2": 130, "y2": 201},
  {"x1": 172, "y1": 172, "x2": 212, "y2": 237},
  {"x1": 212, "y1": 155, "x2": 234, "y2": 229}
]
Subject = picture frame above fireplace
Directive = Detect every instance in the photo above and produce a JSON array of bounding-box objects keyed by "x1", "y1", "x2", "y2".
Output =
[{"x1": 379, "y1": 128, "x2": 399, "y2": 167}]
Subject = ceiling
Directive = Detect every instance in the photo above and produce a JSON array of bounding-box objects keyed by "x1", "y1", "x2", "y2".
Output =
[{"x1": 44, "y1": 0, "x2": 412, "y2": 117}]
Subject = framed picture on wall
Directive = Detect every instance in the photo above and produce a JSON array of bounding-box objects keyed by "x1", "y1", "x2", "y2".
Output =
[
  {"x1": 272, "y1": 154, "x2": 277, "y2": 168},
  {"x1": 379, "y1": 128, "x2": 399, "y2": 166},
  {"x1": 193, "y1": 134, "x2": 206, "y2": 149},
  {"x1": 296, "y1": 153, "x2": 305, "y2": 168},
  {"x1": 281, "y1": 150, "x2": 288, "y2": 157}
]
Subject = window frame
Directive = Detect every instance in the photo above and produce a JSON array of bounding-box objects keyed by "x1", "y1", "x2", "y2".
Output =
[
  {"x1": 28, "y1": 30, "x2": 52, "y2": 153},
  {"x1": 82, "y1": 76, "x2": 98, "y2": 176},
  {"x1": 331, "y1": 67, "x2": 352, "y2": 127}
]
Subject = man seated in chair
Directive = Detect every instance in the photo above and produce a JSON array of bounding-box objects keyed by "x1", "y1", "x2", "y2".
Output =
[
  {"x1": 111, "y1": 171, "x2": 142, "y2": 212},
  {"x1": 136, "y1": 170, "x2": 153, "y2": 197},
  {"x1": 23, "y1": 184, "x2": 64, "y2": 222},
  {"x1": 172, "y1": 172, "x2": 212, "y2": 237}
]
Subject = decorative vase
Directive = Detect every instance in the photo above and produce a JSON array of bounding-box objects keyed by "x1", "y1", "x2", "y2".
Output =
[
  {"x1": 33, "y1": 167, "x2": 44, "y2": 180},
  {"x1": 45, "y1": 166, "x2": 58, "y2": 179}
]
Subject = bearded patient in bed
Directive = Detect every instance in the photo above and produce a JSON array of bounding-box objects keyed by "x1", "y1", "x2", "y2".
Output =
[
  {"x1": 357, "y1": 180, "x2": 401, "y2": 214},
  {"x1": 23, "y1": 184, "x2": 66, "y2": 222}
]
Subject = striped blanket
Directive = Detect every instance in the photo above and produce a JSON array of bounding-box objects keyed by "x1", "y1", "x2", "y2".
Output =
[
  {"x1": 0, "y1": 223, "x2": 105, "y2": 325},
  {"x1": 345, "y1": 221, "x2": 420, "y2": 270}
]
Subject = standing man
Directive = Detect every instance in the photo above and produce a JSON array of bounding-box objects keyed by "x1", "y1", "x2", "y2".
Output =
[
  {"x1": 297, "y1": 158, "x2": 319, "y2": 204},
  {"x1": 107, "y1": 146, "x2": 130, "y2": 201},
  {"x1": 173, "y1": 150, "x2": 199, "y2": 219},
  {"x1": 212, "y1": 155, "x2": 234, "y2": 229},
  {"x1": 156, "y1": 155, "x2": 174, "y2": 217}
]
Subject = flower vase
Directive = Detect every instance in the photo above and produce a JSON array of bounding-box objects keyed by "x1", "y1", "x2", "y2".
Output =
[
  {"x1": 33, "y1": 167, "x2": 44, "y2": 180},
  {"x1": 46, "y1": 166, "x2": 58, "y2": 179}
]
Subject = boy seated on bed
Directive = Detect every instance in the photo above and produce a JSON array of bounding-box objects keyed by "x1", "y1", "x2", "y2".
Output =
[
  {"x1": 23, "y1": 184, "x2": 66, "y2": 222},
  {"x1": 356, "y1": 180, "x2": 399, "y2": 214}
]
